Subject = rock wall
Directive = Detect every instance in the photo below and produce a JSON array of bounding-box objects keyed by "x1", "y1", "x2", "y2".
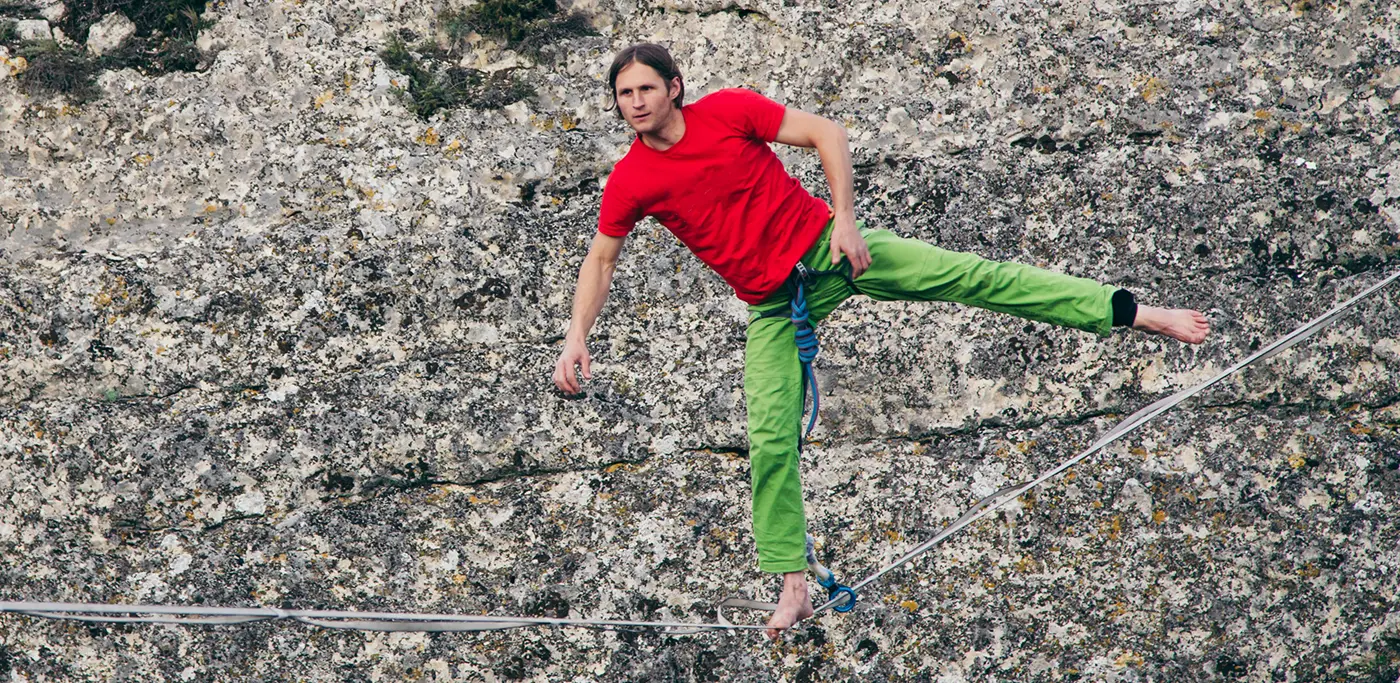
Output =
[{"x1": 2, "y1": 0, "x2": 1399, "y2": 680}]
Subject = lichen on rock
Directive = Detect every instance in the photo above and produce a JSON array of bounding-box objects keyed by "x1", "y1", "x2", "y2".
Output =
[{"x1": 1, "y1": 0, "x2": 1398, "y2": 680}]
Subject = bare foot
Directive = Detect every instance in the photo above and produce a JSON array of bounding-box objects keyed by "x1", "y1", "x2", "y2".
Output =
[
  {"x1": 1133, "y1": 306, "x2": 1211, "y2": 344},
  {"x1": 765, "y1": 574, "x2": 815, "y2": 641}
]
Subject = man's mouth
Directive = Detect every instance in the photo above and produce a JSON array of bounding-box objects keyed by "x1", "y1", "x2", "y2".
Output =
[{"x1": 633, "y1": 113, "x2": 649, "y2": 122}]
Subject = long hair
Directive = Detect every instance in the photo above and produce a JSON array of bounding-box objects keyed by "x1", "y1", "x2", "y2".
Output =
[{"x1": 606, "y1": 43, "x2": 684, "y2": 118}]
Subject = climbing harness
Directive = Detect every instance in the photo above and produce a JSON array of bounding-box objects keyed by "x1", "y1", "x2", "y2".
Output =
[{"x1": 2, "y1": 269, "x2": 1396, "y2": 634}]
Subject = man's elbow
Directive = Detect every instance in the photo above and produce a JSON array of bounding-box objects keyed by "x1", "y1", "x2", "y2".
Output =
[
  {"x1": 587, "y1": 242, "x2": 623, "y2": 271},
  {"x1": 814, "y1": 119, "x2": 847, "y2": 148}
]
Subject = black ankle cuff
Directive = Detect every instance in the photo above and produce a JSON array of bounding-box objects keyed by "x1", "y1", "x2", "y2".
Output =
[{"x1": 1112, "y1": 289, "x2": 1138, "y2": 327}]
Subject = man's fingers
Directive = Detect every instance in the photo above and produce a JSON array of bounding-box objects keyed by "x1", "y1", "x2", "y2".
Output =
[
  {"x1": 553, "y1": 356, "x2": 581, "y2": 394},
  {"x1": 552, "y1": 361, "x2": 568, "y2": 392},
  {"x1": 580, "y1": 354, "x2": 592, "y2": 380}
]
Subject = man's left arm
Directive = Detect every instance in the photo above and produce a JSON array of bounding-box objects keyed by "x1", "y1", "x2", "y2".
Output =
[{"x1": 774, "y1": 108, "x2": 871, "y2": 277}]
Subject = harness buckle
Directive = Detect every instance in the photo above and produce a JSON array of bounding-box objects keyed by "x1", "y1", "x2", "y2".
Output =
[{"x1": 792, "y1": 261, "x2": 812, "y2": 285}]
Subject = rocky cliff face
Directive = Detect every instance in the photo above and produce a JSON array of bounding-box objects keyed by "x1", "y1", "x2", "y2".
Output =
[{"x1": 2, "y1": 0, "x2": 1399, "y2": 680}]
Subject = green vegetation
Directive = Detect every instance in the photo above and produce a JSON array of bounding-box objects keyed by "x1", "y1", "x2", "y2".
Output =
[
  {"x1": 0, "y1": 0, "x2": 213, "y2": 102},
  {"x1": 446, "y1": 0, "x2": 595, "y2": 58},
  {"x1": 379, "y1": 0, "x2": 596, "y2": 120},
  {"x1": 12, "y1": 39, "x2": 103, "y2": 101},
  {"x1": 379, "y1": 34, "x2": 533, "y2": 120}
]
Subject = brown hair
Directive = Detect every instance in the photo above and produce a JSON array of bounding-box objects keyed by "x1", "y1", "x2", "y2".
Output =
[{"x1": 606, "y1": 43, "x2": 684, "y2": 119}]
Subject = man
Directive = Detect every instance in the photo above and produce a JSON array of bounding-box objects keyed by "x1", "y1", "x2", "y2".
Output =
[{"x1": 551, "y1": 43, "x2": 1210, "y2": 640}]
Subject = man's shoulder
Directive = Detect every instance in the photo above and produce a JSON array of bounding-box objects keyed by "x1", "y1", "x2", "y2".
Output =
[
  {"x1": 603, "y1": 142, "x2": 646, "y2": 193},
  {"x1": 691, "y1": 86, "x2": 774, "y2": 110}
]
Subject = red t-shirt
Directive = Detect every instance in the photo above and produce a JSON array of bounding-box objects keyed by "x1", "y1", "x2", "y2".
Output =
[{"x1": 597, "y1": 88, "x2": 832, "y2": 304}]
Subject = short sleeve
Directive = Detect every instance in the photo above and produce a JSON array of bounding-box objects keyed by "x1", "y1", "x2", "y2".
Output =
[
  {"x1": 598, "y1": 173, "x2": 642, "y2": 237},
  {"x1": 709, "y1": 88, "x2": 786, "y2": 142}
]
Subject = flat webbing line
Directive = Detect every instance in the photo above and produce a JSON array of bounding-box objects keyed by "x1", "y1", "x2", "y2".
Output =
[
  {"x1": 0, "y1": 600, "x2": 773, "y2": 634},
  {"x1": 812, "y1": 268, "x2": 1400, "y2": 614}
]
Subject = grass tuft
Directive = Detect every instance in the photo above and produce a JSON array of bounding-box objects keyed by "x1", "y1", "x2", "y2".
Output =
[
  {"x1": 0, "y1": 0, "x2": 215, "y2": 102},
  {"x1": 378, "y1": 35, "x2": 533, "y2": 120}
]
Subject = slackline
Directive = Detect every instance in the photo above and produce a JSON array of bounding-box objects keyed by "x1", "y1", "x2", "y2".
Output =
[{"x1": 2, "y1": 268, "x2": 1396, "y2": 633}]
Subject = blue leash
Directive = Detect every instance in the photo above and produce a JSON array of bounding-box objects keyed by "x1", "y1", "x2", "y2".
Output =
[
  {"x1": 788, "y1": 262, "x2": 858, "y2": 612},
  {"x1": 788, "y1": 263, "x2": 822, "y2": 442}
]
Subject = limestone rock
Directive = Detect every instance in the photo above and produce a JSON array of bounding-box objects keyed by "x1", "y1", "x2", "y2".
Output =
[
  {"x1": 14, "y1": 19, "x2": 51, "y2": 41},
  {"x1": 1, "y1": 0, "x2": 1398, "y2": 680},
  {"x1": 84, "y1": 12, "x2": 136, "y2": 57},
  {"x1": 38, "y1": 1, "x2": 66, "y2": 24}
]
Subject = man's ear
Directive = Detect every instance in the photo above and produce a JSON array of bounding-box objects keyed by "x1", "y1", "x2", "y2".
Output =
[{"x1": 668, "y1": 77, "x2": 682, "y2": 104}]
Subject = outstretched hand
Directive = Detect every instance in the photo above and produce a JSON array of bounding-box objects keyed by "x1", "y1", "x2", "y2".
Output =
[
  {"x1": 553, "y1": 338, "x2": 592, "y2": 394},
  {"x1": 829, "y1": 215, "x2": 871, "y2": 278}
]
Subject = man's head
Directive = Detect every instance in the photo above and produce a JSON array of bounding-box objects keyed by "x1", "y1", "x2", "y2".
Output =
[{"x1": 607, "y1": 43, "x2": 684, "y2": 134}]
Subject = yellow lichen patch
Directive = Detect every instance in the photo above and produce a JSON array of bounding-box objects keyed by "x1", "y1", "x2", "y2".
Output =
[
  {"x1": 559, "y1": 114, "x2": 577, "y2": 131},
  {"x1": 205, "y1": 204, "x2": 219, "y2": 213},
  {"x1": 947, "y1": 31, "x2": 971, "y2": 52},
  {"x1": 1016, "y1": 440, "x2": 1037, "y2": 453},
  {"x1": 1288, "y1": 453, "x2": 1308, "y2": 469},
  {"x1": 899, "y1": 599, "x2": 919, "y2": 612},
  {"x1": 133, "y1": 154, "x2": 154, "y2": 166},
  {"x1": 1064, "y1": 469, "x2": 1077, "y2": 481},
  {"x1": 1254, "y1": 109, "x2": 1272, "y2": 119},
  {"x1": 1349, "y1": 422, "x2": 1374, "y2": 436},
  {"x1": 313, "y1": 90, "x2": 334, "y2": 109},
  {"x1": 343, "y1": 72, "x2": 354, "y2": 92},
  {"x1": 5, "y1": 55, "x2": 28, "y2": 76},
  {"x1": 1152, "y1": 510, "x2": 1167, "y2": 524},
  {"x1": 1014, "y1": 555, "x2": 1038, "y2": 573},
  {"x1": 884, "y1": 528, "x2": 903, "y2": 543},
  {"x1": 1107, "y1": 600, "x2": 1128, "y2": 619},
  {"x1": 1137, "y1": 77, "x2": 1168, "y2": 102},
  {"x1": 1298, "y1": 562, "x2": 1320, "y2": 578},
  {"x1": 452, "y1": 574, "x2": 467, "y2": 585},
  {"x1": 1100, "y1": 515, "x2": 1122, "y2": 540},
  {"x1": 443, "y1": 139, "x2": 463, "y2": 158},
  {"x1": 416, "y1": 127, "x2": 440, "y2": 146},
  {"x1": 1114, "y1": 651, "x2": 1144, "y2": 667}
]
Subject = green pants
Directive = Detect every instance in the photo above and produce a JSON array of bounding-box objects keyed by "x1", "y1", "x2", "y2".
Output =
[{"x1": 744, "y1": 221, "x2": 1117, "y2": 573}]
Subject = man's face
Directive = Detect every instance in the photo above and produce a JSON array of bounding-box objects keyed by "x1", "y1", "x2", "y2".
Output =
[{"x1": 613, "y1": 61, "x2": 679, "y2": 134}]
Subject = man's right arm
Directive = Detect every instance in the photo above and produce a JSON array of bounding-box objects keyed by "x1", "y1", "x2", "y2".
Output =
[{"x1": 553, "y1": 231, "x2": 626, "y2": 394}]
